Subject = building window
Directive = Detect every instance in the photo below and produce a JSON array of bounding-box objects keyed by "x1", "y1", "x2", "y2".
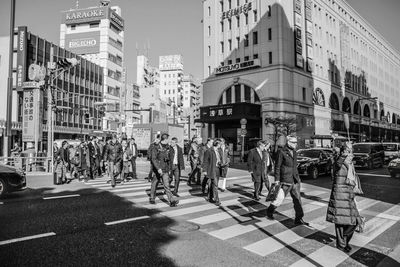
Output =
[
  {"x1": 228, "y1": 39, "x2": 232, "y2": 51},
  {"x1": 302, "y1": 87, "x2": 306, "y2": 101},
  {"x1": 236, "y1": 37, "x2": 240, "y2": 48},
  {"x1": 253, "y1": 31, "x2": 258, "y2": 45},
  {"x1": 164, "y1": 90, "x2": 166, "y2": 94},
  {"x1": 208, "y1": 46, "x2": 211, "y2": 56},
  {"x1": 236, "y1": 58, "x2": 240, "y2": 63},
  {"x1": 269, "y1": 52, "x2": 272, "y2": 64},
  {"x1": 237, "y1": 0, "x2": 240, "y2": 6},
  {"x1": 268, "y1": 28, "x2": 272, "y2": 40},
  {"x1": 208, "y1": 26, "x2": 211, "y2": 36},
  {"x1": 236, "y1": 15, "x2": 240, "y2": 27},
  {"x1": 254, "y1": 10, "x2": 257, "y2": 22},
  {"x1": 244, "y1": 34, "x2": 249, "y2": 47},
  {"x1": 228, "y1": 0, "x2": 231, "y2": 9},
  {"x1": 268, "y1": 5, "x2": 271, "y2": 17},
  {"x1": 228, "y1": 59, "x2": 232, "y2": 65},
  {"x1": 244, "y1": 56, "x2": 249, "y2": 61},
  {"x1": 220, "y1": 21, "x2": 224, "y2": 32},
  {"x1": 228, "y1": 19, "x2": 232, "y2": 30},
  {"x1": 71, "y1": 25, "x2": 76, "y2": 30},
  {"x1": 208, "y1": 6, "x2": 211, "y2": 16},
  {"x1": 235, "y1": 84, "x2": 241, "y2": 102},
  {"x1": 253, "y1": 54, "x2": 258, "y2": 59},
  {"x1": 220, "y1": 41, "x2": 224, "y2": 53},
  {"x1": 90, "y1": 22, "x2": 99, "y2": 28},
  {"x1": 208, "y1": 66, "x2": 211, "y2": 75},
  {"x1": 245, "y1": 14, "x2": 248, "y2": 25},
  {"x1": 220, "y1": 62, "x2": 224, "y2": 66}
]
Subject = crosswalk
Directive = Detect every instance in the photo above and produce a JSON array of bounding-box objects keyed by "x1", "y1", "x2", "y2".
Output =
[{"x1": 85, "y1": 176, "x2": 400, "y2": 266}]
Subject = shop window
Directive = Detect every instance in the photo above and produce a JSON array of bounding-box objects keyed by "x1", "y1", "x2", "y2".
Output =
[
  {"x1": 235, "y1": 84, "x2": 241, "y2": 102},
  {"x1": 244, "y1": 85, "x2": 251, "y2": 102},
  {"x1": 253, "y1": 31, "x2": 258, "y2": 45},
  {"x1": 269, "y1": 52, "x2": 272, "y2": 64}
]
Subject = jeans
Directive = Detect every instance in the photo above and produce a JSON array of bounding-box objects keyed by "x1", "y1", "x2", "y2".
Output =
[
  {"x1": 170, "y1": 164, "x2": 181, "y2": 194},
  {"x1": 107, "y1": 161, "x2": 121, "y2": 186},
  {"x1": 150, "y1": 172, "x2": 176, "y2": 204},
  {"x1": 267, "y1": 182, "x2": 304, "y2": 219}
]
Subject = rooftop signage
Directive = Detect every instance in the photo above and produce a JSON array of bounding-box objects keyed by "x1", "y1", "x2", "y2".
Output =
[
  {"x1": 62, "y1": 7, "x2": 107, "y2": 24},
  {"x1": 221, "y1": 1, "x2": 253, "y2": 20},
  {"x1": 215, "y1": 59, "x2": 260, "y2": 75},
  {"x1": 64, "y1": 31, "x2": 100, "y2": 54}
]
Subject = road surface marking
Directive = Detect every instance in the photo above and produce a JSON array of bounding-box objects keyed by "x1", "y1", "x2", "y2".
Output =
[
  {"x1": 105, "y1": 215, "x2": 150, "y2": 226},
  {"x1": 142, "y1": 196, "x2": 207, "y2": 209},
  {"x1": 43, "y1": 194, "x2": 80, "y2": 200},
  {"x1": 226, "y1": 175, "x2": 251, "y2": 180},
  {"x1": 291, "y1": 203, "x2": 399, "y2": 267},
  {"x1": 243, "y1": 198, "x2": 378, "y2": 257},
  {"x1": 358, "y1": 173, "x2": 390, "y2": 178},
  {"x1": 0, "y1": 202, "x2": 3, "y2": 204},
  {"x1": 0, "y1": 232, "x2": 56, "y2": 246}
]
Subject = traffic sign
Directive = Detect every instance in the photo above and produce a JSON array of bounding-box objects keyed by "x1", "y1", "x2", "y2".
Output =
[
  {"x1": 240, "y1": 118, "x2": 247, "y2": 125},
  {"x1": 241, "y1": 124, "x2": 246, "y2": 129},
  {"x1": 240, "y1": 129, "x2": 247, "y2": 136}
]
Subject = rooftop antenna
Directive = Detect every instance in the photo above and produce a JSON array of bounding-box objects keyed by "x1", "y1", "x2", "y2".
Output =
[
  {"x1": 75, "y1": 0, "x2": 79, "y2": 9},
  {"x1": 100, "y1": 0, "x2": 110, "y2": 6}
]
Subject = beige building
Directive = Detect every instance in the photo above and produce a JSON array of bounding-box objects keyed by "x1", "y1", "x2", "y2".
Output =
[{"x1": 200, "y1": 0, "x2": 400, "y2": 150}]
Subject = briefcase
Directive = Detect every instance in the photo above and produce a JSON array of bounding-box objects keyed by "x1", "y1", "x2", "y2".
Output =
[{"x1": 265, "y1": 183, "x2": 281, "y2": 201}]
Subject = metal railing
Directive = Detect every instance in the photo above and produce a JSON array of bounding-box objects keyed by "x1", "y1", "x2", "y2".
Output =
[{"x1": 0, "y1": 156, "x2": 51, "y2": 172}]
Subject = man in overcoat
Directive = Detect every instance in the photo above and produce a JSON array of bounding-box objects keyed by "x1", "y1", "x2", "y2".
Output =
[
  {"x1": 202, "y1": 139, "x2": 222, "y2": 206},
  {"x1": 247, "y1": 140, "x2": 268, "y2": 200},
  {"x1": 169, "y1": 137, "x2": 185, "y2": 197}
]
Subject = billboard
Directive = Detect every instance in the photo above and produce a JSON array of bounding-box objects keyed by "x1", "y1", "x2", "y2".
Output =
[
  {"x1": 61, "y1": 7, "x2": 108, "y2": 25},
  {"x1": 16, "y1": 26, "x2": 27, "y2": 92},
  {"x1": 22, "y1": 86, "x2": 43, "y2": 142},
  {"x1": 159, "y1": 55, "x2": 184, "y2": 71},
  {"x1": 64, "y1": 31, "x2": 100, "y2": 54}
]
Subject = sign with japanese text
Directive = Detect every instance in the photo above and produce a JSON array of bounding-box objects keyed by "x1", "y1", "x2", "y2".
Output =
[
  {"x1": 221, "y1": 1, "x2": 253, "y2": 20},
  {"x1": 130, "y1": 128, "x2": 152, "y2": 150},
  {"x1": 199, "y1": 103, "x2": 261, "y2": 122},
  {"x1": 22, "y1": 87, "x2": 43, "y2": 142},
  {"x1": 16, "y1": 26, "x2": 27, "y2": 92},
  {"x1": 159, "y1": 55, "x2": 184, "y2": 71},
  {"x1": 215, "y1": 59, "x2": 260, "y2": 75}
]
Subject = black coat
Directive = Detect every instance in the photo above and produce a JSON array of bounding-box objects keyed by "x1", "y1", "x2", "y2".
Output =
[
  {"x1": 152, "y1": 143, "x2": 171, "y2": 173},
  {"x1": 202, "y1": 147, "x2": 219, "y2": 179},
  {"x1": 169, "y1": 145, "x2": 185, "y2": 170},
  {"x1": 274, "y1": 146, "x2": 300, "y2": 184},
  {"x1": 103, "y1": 141, "x2": 123, "y2": 163},
  {"x1": 247, "y1": 148, "x2": 266, "y2": 180},
  {"x1": 326, "y1": 156, "x2": 360, "y2": 225}
]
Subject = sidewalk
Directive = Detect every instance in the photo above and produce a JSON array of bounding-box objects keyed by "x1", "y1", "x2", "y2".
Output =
[{"x1": 26, "y1": 172, "x2": 92, "y2": 194}]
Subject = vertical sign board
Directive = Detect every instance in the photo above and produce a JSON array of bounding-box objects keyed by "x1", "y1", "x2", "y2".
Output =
[
  {"x1": 294, "y1": 0, "x2": 304, "y2": 69},
  {"x1": 305, "y1": 0, "x2": 313, "y2": 72},
  {"x1": 22, "y1": 86, "x2": 43, "y2": 142},
  {"x1": 16, "y1": 26, "x2": 28, "y2": 92},
  {"x1": 131, "y1": 128, "x2": 152, "y2": 150}
]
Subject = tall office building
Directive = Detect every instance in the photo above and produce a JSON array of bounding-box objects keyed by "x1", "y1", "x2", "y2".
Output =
[
  {"x1": 60, "y1": 1, "x2": 125, "y2": 132},
  {"x1": 200, "y1": 0, "x2": 400, "y2": 149}
]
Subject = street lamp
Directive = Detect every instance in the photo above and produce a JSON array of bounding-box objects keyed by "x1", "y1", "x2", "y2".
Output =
[{"x1": 358, "y1": 96, "x2": 377, "y2": 142}]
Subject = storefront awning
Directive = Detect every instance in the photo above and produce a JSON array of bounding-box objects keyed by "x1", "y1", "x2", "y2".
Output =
[{"x1": 195, "y1": 102, "x2": 261, "y2": 123}]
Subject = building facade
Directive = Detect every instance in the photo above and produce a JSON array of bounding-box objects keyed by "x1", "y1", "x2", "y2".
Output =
[
  {"x1": 200, "y1": 0, "x2": 400, "y2": 150},
  {"x1": 0, "y1": 27, "x2": 104, "y2": 155},
  {"x1": 59, "y1": 3, "x2": 124, "y2": 133},
  {"x1": 182, "y1": 74, "x2": 202, "y2": 138},
  {"x1": 123, "y1": 83, "x2": 141, "y2": 127}
]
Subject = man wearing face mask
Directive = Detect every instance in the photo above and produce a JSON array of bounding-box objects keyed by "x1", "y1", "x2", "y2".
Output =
[{"x1": 266, "y1": 135, "x2": 308, "y2": 226}]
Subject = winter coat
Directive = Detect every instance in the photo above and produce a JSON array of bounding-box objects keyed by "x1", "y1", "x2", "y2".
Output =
[
  {"x1": 326, "y1": 156, "x2": 360, "y2": 225},
  {"x1": 151, "y1": 143, "x2": 171, "y2": 173},
  {"x1": 274, "y1": 146, "x2": 300, "y2": 184},
  {"x1": 103, "y1": 141, "x2": 123, "y2": 163}
]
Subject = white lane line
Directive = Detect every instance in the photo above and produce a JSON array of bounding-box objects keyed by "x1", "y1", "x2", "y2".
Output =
[
  {"x1": 43, "y1": 194, "x2": 80, "y2": 200},
  {"x1": 291, "y1": 203, "x2": 400, "y2": 267},
  {"x1": 105, "y1": 215, "x2": 150, "y2": 226},
  {"x1": 0, "y1": 202, "x2": 3, "y2": 204},
  {"x1": 243, "y1": 198, "x2": 379, "y2": 257},
  {"x1": 0, "y1": 232, "x2": 56, "y2": 246},
  {"x1": 226, "y1": 175, "x2": 252, "y2": 180},
  {"x1": 358, "y1": 173, "x2": 390, "y2": 178}
]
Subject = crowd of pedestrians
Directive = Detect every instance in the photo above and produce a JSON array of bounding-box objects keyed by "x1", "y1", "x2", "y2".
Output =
[{"x1": 53, "y1": 132, "x2": 364, "y2": 252}]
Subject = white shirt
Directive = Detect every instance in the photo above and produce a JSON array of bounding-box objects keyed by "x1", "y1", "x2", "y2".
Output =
[
  {"x1": 214, "y1": 147, "x2": 221, "y2": 166},
  {"x1": 173, "y1": 145, "x2": 178, "y2": 164},
  {"x1": 131, "y1": 142, "x2": 136, "y2": 155},
  {"x1": 256, "y1": 147, "x2": 263, "y2": 159}
]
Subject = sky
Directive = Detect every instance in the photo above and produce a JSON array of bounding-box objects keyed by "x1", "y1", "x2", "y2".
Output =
[{"x1": 0, "y1": 0, "x2": 399, "y2": 84}]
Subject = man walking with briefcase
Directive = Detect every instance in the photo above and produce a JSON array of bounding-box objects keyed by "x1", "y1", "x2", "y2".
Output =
[{"x1": 266, "y1": 135, "x2": 308, "y2": 226}]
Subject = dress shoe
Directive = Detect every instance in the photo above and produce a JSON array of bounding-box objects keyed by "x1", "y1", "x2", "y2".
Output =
[
  {"x1": 254, "y1": 196, "x2": 260, "y2": 201},
  {"x1": 266, "y1": 212, "x2": 274, "y2": 220},
  {"x1": 170, "y1": 200, "x2": 179, "y2": 207},
  {"x1": 173, "y1": 192, "x2": 180, "y2": 197},
  {"x1": 294, "y1": 218, "x2": 309, "y2": 226},
  {"x1": 337, "y1": 245, "x2": 352, "y2": 253},
  {"x1": 215, "y1": 201, "x2": 221, "y2": 206},
  {"x1": 149, "y1": 199, "x2": 156, "y2": 204},
  {"x1": 344, "y1": 245, "x2": 352, "y2": 252}
]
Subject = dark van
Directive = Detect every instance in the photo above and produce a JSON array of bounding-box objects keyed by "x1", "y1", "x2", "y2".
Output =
[{"x1": 352, "y1": 143, "x2": 384, "y2": 169}]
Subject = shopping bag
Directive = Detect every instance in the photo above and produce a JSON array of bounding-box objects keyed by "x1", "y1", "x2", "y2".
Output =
[
  {"x1": 265, "y1": 183, "x2": 281, "y2": 201},
  {"x1": 271, "y1": 188, "x2": 285, "y2": 207},
  {"x1": 218, "y1": 177, "x2": 227, "y2": 191},
  {"x1": 347, "y1": 163, "x2": 364, "y2": 195},
  {"x1": 356, "y1": 216, "x2": 366, "y2": 233}
]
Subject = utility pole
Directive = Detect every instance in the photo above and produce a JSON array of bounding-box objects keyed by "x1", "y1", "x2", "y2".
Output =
[
  {"x1": 47, "y1": 46, "x2": 54, "y2": 172},
  {"x1": 5, "y1": 0, "x2": 15, "y2": 157}
]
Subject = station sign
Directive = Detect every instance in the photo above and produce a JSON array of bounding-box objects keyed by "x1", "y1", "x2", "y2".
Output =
[
  {"x1": 221, "y1": 1, "x2": 253, "y2": 20},
  {"x1": 215, "y1": 59, "x2": 260, "y2": 75}
]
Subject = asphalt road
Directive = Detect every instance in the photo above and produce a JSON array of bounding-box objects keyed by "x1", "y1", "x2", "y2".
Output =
[{"x1": 0, "y1": 161, "x2": 399, "y2": 267}]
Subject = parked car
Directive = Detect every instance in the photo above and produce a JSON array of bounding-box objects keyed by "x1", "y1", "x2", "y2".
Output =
[
  {"x1": 382, "y1": 142, "x2": 400, "y2": 164},
  {"x1": 297, "y1": 149, "x2": 332, "y2": 179},
  {"x1": 388, "y1": 158, "x2": 400, "y2": 178},
  {"x1": 352, "y1": 142, "x2": 384, "y2": 169},
  {"x1": 0, "y1": 163, "x2": 26, "y2": 198}
]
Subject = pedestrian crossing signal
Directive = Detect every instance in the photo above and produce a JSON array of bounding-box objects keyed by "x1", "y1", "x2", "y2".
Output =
[{"x1": 57, "y1": 58, "x2": 79, "y2": 69}]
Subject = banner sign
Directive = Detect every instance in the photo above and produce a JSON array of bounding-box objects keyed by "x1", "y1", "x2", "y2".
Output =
[
  {"x1": 62, "y1": 7, "x2": 108, "y2": 24},
  {"x1": 159, "y1": 55, "x2": 184, "y2": 71},
  {"x1": 215, "y1": 59, "x2": 260, "y2": 75},
  {"x1": 22, "y1": 87, "x2": 43, "y2": 142},
  {"x1": 221, "y1": 1, "x2": 253, "y2": 20},
  {"x1": 110, "y1": 10, "x2": 124, "y2": 30},
  {"x1": 16, "y1": 26, "x2": 28, "y2": 92},
  {"x1": 64, "y1": 31, "x2": 100, "y2": 54}
]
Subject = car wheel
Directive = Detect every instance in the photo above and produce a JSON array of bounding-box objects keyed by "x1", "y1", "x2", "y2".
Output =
[
  {"x1": 0, "y1": 178, "x2": 8, "y2": 198},
  {"x1": 309, "y1": 167, "x2": 319, "y2": 180}
]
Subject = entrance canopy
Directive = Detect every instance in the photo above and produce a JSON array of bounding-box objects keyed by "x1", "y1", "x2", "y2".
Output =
[{"x1": 196, "y1": 102, "x2": 261, "y2": 123}]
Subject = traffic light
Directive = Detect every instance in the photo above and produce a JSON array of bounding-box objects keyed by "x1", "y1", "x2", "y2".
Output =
[
  {"x1": 84, "y1": 113, "x2": 90, "y2": 124},
  {"x1": 57, "y1": 58, "x2": 79, "y2": 69}
]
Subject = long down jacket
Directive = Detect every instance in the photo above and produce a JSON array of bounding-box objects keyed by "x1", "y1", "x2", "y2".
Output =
[{"x1": 326, "y1": 156, "x2": 361, "y2": 225}]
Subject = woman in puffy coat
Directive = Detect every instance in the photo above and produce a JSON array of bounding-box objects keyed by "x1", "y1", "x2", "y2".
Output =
[{"x1": 326, "y1": 143, "x2": 361, "y2": 253}]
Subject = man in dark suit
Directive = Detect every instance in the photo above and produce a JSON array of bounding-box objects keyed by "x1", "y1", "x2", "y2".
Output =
[
  {"x1": 218, "y1": 138, "x2": 230, "y2": 179},
  {"x1": 202, "y1": 139, "x2": 222, "y2": 206},
  {"x1": 129, "y1": 137, "x2": 139, "y2": 179},
  {"x1": 169, "y1": 137, "x2": 185, "y2": 197},
  {"x1": 266, "y1": 135, "x2": 308, "y2": 225},
  {"x1": 87, "y1": 136, "x2": 99, "y2": 180},
  {"x1": 247, "y1": 140, "x2": 268, "y2": 200},
  {"x1": 201, "y1": 138, "x2": 214, "y2": 193}
]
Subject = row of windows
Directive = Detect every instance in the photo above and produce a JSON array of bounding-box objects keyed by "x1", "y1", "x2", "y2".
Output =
[
  {"x1": 107, "y1": 69, "x2": 122, "y2": 82},
  {"x1": 108, "y1": 52, "x2": 123, "y2": 67}
]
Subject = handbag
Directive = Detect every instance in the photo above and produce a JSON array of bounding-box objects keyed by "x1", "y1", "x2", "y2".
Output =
[
  {"x1": 218, "y1": 177, "x2": 227, "y2": 191},
  {"x1": 266, "y1": 183, "x2": 281, "y2": 201},
  {"x1": 355, "y1": 216, "x2": 366, "y2": 233},
  {"x1": 347, "y1": 163, "x2": 364, "y2": 195}
]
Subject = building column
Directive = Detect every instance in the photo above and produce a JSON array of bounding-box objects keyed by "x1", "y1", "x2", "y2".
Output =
[
  {"x1": 240, "y1": 84, "x2": 245, "y2": 102},
  {"x1": 231, "y1": 85, "x2": 236, "y2": 103},
  {"x1": 250, "y1": 88, "x2": 254, "y2": 103},
  {"x1": 222, "y1": 91, "x2": 226, "y2": 104},
  {"x1": 210, "y1": 123, "x2": 215, "y2": 138}
]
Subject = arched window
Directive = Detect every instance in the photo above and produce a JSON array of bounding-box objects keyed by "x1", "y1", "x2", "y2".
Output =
[
  {"x1": 217, "y1": 83, "x2": 260, "y2": 105},
  {"x1": 393, "y1": 113, "x2": 397, "y2": 124},
  {"x1": 363, "y1": 104, "x2": 370, "y2": 118},
  {"x1": 329, "y1": 93, "x2": 339, "y2": 110},
  {"x1": 354, "y1": 101, "x2": 360, "y2": 115},
  {"x1": 342, "y1": 97, "x2": 351, "y2": 113},
  {"x1": 380, "y1": 109, "x2": 385, "y2": 120},
  {"x1": 313, "y1": 88, "x2": 325, "y2": 106},
  {"x1": 387, "y1": 112, "x2": 391, "y2": 122}
]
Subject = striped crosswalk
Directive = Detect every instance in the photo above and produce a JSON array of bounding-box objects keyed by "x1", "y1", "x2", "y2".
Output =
[{"x1": 85, "y1": 176, "x2": 400, "y2": 266}]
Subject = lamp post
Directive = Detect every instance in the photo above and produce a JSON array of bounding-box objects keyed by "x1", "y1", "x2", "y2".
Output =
[{"x1": 358, "y1": 96, "x2": 377, "y2": 142}]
